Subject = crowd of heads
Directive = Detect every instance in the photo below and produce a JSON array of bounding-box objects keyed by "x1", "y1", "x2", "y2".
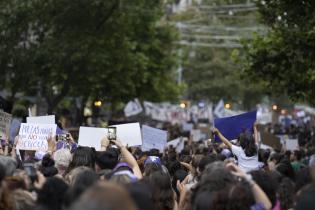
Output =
[{"x1": 0, "y1": 120, "x2": 315, "y2": 210}]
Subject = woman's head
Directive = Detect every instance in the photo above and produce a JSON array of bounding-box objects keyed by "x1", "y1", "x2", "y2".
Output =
[
  {"x1": 65, "y1": 168, "x2": 99, "y2": 207},
  {"x1": 145, "y1": 171, "x2": 175, "y2": 210},
  {"x1": 68, "y1": 147, "x2": 96, "y2": 171},
  {"x1": 211, "y1": 182, "x2": 255, "y2": 210},
  {"x1": 238, "y1": 132, "x2": 257, "y2": 157},
  {"x1": 37, "y1": 177, "x2": 69, "y2": 210},
  {"x1": 69, "y1": 182, "x2": 138, "y2": 210}
]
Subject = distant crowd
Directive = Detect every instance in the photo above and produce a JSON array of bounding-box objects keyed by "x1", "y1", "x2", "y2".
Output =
[{"x1": 0, "y1": 119, "x2": 314, "y2": 210}]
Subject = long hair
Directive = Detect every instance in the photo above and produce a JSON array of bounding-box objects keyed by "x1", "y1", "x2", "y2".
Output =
[
  {"x1": 238, "y1": 131, "x2": 257, "y2": 157},
  {"x1": 145, "y1": 171, "x2": 175, "y2": 210}
]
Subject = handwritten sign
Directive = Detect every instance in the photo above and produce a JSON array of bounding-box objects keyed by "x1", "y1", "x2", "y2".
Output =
[
  {"x1": 17, "y1": 123, "x2": 57, "y2": 151},
  {"x1": 141, "y1": 125, "x2": 167, "y2": 152},
  {"x1": 0, "y1": 110, "x2": 12, "y2": 139},
  {"x1": 78, "y1": 127, "x2": 107, "y2": 151}
]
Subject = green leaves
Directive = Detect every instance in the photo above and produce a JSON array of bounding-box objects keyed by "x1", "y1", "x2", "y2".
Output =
[
  {"x1": 242, "y1": 1, "x2": 315, "y2": 104},
  {"x1": 0, "y1": 0, "x2": 180, "y2": 113}
]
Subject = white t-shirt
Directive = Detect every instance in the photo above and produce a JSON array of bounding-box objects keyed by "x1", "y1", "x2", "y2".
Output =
[{"x1": 231, "y1": 145, "x2": 259, "y2": 172}]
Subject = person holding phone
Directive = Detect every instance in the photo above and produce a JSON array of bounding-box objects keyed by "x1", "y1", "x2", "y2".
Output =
[{"x1": 100, "y1": 134, "x2": 142, "y2": 179}]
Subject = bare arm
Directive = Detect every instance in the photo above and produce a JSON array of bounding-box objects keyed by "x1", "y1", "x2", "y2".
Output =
[
  {"x1": 254, "y1": 123, "x2": 259, "y2": 145},
  {"x1": 213, "y1": 128, "x2": 232, "y2": 149},
  {"x1": 226, "y1": 163, "x2": 272, "y2": 210},
  {"x1": 112, "y1": 139, "x2": 142, "y2": 179}
]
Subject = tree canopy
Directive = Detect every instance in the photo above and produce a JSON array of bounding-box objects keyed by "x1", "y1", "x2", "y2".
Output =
[
  {"x1": 242, "y1": 0, "x2": 315, "y2": 105},
  {"x1": 0, "y1": 0, "x2": 181, "y2": 113}
]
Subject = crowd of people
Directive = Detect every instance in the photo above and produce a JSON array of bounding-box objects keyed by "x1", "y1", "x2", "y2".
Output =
[{"x1": 0, "y1": 120, "x2": 314, "y2": 210}]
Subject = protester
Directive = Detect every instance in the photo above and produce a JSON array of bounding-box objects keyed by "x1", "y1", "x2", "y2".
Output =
[
  {"x1": 213, "y1": 125, "x2": 260, "y2": 172},
  {"x1": 0, "y1": 112, "x2": 315, "y2": 210}
]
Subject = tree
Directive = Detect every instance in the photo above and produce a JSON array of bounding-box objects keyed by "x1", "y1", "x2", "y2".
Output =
[
  {"x1": 242, "y1": 0, "x2": 315, "y2": 105},
  {"x1": 0, "y1": 0, "x2": 180, "y2": 114},
  {"x1": 170, "y1": 0, "x2": 266, "y2": 109}
]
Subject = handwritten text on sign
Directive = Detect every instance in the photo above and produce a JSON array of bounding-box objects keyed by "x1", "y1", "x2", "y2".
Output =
[
  {"x1": 18, "y1": 123, "x2": 57, "y2": 151},
  {"x1": 0, "y1": 111, "x2": 12, "y2": 139}
]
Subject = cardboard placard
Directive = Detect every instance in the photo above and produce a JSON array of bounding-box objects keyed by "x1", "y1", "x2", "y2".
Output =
[
  {"x1": 17, "y1": 123, "x2": 57, "y2": 151},
  {"x1": 261, "y1": 132, "x2": 281, "y2": 151},
  {"x1": 0, "y1": 110, "x2": 12, "y2": 139},
  {"x1": 167, "y1": 137, "x2": 185, "y2": 153},
  {"x1": 78, "y1": 127, "x2": 107, "y2": 151},
  {"x1": 141, "y1": 125, "x2": 167, "y2": 152},
  {"x1": 112, "y1": 123, "x2": 142, "y2": 146}
]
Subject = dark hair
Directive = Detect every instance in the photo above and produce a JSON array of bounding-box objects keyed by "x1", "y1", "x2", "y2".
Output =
[
  {"x1": 250, "y1": 170, "x2": 278, "y2": 208},
  {"x1": 143, "y1": 163, "x2": 163, "y2": 177},
  {"x1": 198, "y1": 154, "x2": 217, "y2": 174},
  {"x1": 189, "y1": 166, "x2": 237, "y2": 210},
  {"x1": 294, "y1": 150, "x2": 303, "y2": 161},
  {"x1": 172, "y1": 169, "x2": 188, "y2": 197},
  {"x1": 95, "y1": 149, "x2": 119, "y2": 170},
  {"x1": 276, "y1": 159, "x2": 295, "y2": 181},
  {"x1": 295, "y1": 167, "x2": 312, "y2": 193},
  {"x1": 127, "y1": 180, "x2": 154, "y2": 210},
  {"x1": 65, "y1": 169, "x2": 99, "y2": 207},
  {"x1": 0, "y1": 162, "x2": 6, "y2": 182},
  {"x1": 238, "y1": 132, "x2": 257, "y2": 157},
  {"x1": 211, "y1": 182, "x2": 255, "y2": 210},
  {"x1": 40, "y1": 154, "x2": 58, "y2": 177},
  {"x1": 37, "y1": 177, "x2": 69, "y2": 210},
  {"x1": 67, "y1": 147, "x2": 96, "y2": 172},
  {"x1": 269, "y1": 152, "x2": 282, "y2": 164},
  {"x1": 295, "y1": 183, "x2": 315, "y2": 210},
  {"x1": 145, "y1": 171, "x2": 175, "y2": 210},
  {"x1": 277, "y1": 177, "x2": 295, "y2": 210},
  {"x1": 69, "y1": 182, "x2": 138, "y2": 210}
]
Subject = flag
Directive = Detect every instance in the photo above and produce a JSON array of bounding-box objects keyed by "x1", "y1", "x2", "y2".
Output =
[
  {"x1": 214, "y1": 99, "x2": 225, "y2": 118},
  {"x1": 124, "y1": 99, "x2": 143, "y2": 117},
  {"x1": 214, "y1": 110, "x2": 257, "y2": 141}
]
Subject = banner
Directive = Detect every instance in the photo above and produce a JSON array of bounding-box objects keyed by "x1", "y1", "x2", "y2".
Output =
[
  {"x1": 214, "y1": 111, "x2": 257, "y2": 141},
  {"x1": 141, "y1": 125, "x2": 167, "y2": 152},
  {"x1": 17, "y1": 123, "x2": 57, "y2": 151},
  {"x1": 0, "y1": 110, "x2": 12, "y2": 140},
  {"x1": 214, "y1": 99, "x2": 225, "y2": 118},
  {"x1": 124, "y1": 99, "x2": 143, "y2": 117}
]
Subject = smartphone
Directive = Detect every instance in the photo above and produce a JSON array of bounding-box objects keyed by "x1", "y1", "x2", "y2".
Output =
[
  {"x1": 57, "y1": 134, "x2": 70, "y2": 142},
  {"x1": 107, "y1": 127, "x2": 117, "y2": 141},
  {"x1": 23, "y1": 163, "x2": 38, "y2": 183}
]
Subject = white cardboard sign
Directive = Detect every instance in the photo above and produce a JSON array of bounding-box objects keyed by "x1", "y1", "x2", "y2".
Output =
[
  {"x1": 27, "y1": 115, "x2": 55, "y2": 124},
  {"x1": 112, "y1": 123, "x2": 142, "y2": 146},
  {"x1": 17, "y1": 123, "x2": 57, "y2": 151},
  {"x1": 0, "y1": 110, "x2": 12, "y2": 139},
  {"x1": 167, "y1": 137, "x2": 185, "y2": 153},
  {"x1": 78, "y1": 127, "x2": 107, "y2": 151},
  {"x1": 141, "y1": 125, "x2": 167, "y2": 152},
  {"x1": 285, "y1": 139, "x2": 299, "y2": 151}
]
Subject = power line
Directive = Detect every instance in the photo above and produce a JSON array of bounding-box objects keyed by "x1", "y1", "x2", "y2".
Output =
[{"x1": 175, "y1": 40, "x2": 242, "y2": 48}]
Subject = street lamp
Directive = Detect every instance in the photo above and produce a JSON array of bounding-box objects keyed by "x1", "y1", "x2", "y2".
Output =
[
  {"x1": 272, "y1": 105, "x2": 278, "y2": 111},
  {"x1": 225, "y1": 103, "x2": 231, "y2": 109},
  {"x1": 94, "y1": 100, "x2": 102, "y2": 107},
  {"x1": 180, "y1": 102, "x2": 186, "y2": 109}
]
